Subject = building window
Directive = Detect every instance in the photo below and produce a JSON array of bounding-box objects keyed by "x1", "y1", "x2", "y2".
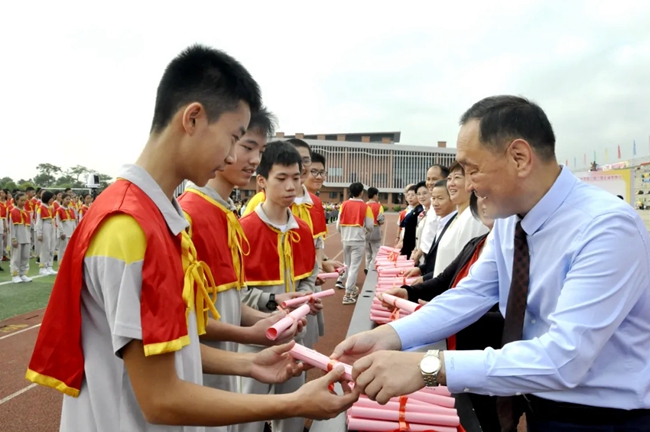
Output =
[
  {"x1": 329, "y1": 167, "x2": 343, "y2": 178},
  {"x1": 372, "y1": 173, "x2": 387, "y2": 186},
  {"x1": 329, "y1": 192, "x2": 338, "y2": 199},
  {"x1": 379, "y1": 193, "x2": 389, "y2": 202},
  {"x1": 349, "y1": 172, "x2": 358, "y2": 182}
]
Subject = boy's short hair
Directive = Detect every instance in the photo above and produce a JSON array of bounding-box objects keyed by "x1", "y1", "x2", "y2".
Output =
[
  {"x1": 41, "y1": 191, "x2": 54, "y2": 203},
  {"x1": 257, "y1": 141, "x2": 303, "y2": 179},
  {"x1": 14, "y1": 192, "x2": 26, "y2": 200},
  {"x1": 248, "y1": 106, "x2": 277, "y2": 138},
  {"x1": 286, "y1": 138, "x2": 312, "y2": 156},
  {"x1": 311, "y1": 152, "x2": 326, "y2": 167},
  {"x1": 25, "y1": 186, "x2": 35, "y2": 192},
  {"x1": 150, "y1": 44, "x2": 262, "y2": 134},
  {"x1": 367, "y1": 187, "x2": 379, "y2": 199},
  {"x1": 61, "y1": 193, "x2": 70, "y2": 200},
  {"x1": 349, "y1": 182, "x2": 364, "y2": 198}
]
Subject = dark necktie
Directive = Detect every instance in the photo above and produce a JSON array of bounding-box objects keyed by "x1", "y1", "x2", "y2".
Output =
[{"x1": 497, "y1": 220, "x2": 530, "y2": 432}]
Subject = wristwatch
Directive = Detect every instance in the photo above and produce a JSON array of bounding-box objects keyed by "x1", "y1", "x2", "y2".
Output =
[
  {"x1": 419, "y1": 350, "x2": 442, "y2": 387},
  {"x1": 266, "y1": 293, "x2": 278, "y2": 311}
]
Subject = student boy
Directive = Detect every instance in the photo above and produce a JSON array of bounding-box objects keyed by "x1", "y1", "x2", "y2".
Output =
[
  {"x1": 336, "y1": 182, "x2": 374, "y2": 304},
  {"x1": 27, "y1": 44, "x2": 357, "y2": 432},
  {"x1": 179, "y1": 108, "x2": 309, "y2": 432},
  {"x1": 364, "y1": 187, "x2": 384, "y2": 272},
  {"x1": 238, "y1": 141, "x2": 319, "y2": 432},
  {"x1": 36, "y1": 191, "x2": 57, "y2": 275},
  {"x1": 9, "y1": 192, "x2": 32, "y2": 283}
]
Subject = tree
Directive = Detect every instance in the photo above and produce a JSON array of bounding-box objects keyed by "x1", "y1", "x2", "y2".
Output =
[
  {"x1": 0, "y1": 177, "x2": 18, "y2": 191},
  {"x1": 68, "y1": 165, "x2": 91, "y2": 182},
  {"x1": 36, "y1": 163, "x2": 62, "y2": 178},
  {"x1": 32, "y1": 173, "x2": 57, "y2": 187}
]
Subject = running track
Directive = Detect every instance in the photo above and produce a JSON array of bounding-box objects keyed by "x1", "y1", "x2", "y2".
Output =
[{"x1": 0, "y1": 214, "x2": 399, "y2": 431}]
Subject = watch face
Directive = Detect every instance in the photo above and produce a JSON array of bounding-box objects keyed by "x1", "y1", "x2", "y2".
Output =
[{"x1": 421, "y1": 355, "x2": 441, "y2": 374}]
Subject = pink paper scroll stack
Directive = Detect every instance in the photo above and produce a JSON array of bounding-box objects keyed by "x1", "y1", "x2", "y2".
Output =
[
  {"x1": 370, "y1": 292, "x2": 421, "y2": 325},
  {"x1": 347, "y1": 387, "x2": 462, "y2": 432}
]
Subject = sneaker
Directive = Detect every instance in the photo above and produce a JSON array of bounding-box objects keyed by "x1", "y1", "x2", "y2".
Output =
[
  {"x1": 0, "y1": 265, "x2": 4, "y2": 271},
  {"x1": 351, "y1": 286, "x2": 360, "y2": 296},
  {"x1": 342, "y1": 294, "x2": 357, "y2": 305},
  {"x1": 335, "y1": 280, "x2": 345, "y2": 290},
  {"x1": 39, "y1": 268, "x2": 49, "y2": 276},
  {"x1": 20, "y1": 275, "x2": 33, "y2": 283},
  {"x1": 12, "y1": 276, "x2": 23, "y2": 284},
  {"x1": 47, "y1": 268, "x2": 58, "y2": 275}
]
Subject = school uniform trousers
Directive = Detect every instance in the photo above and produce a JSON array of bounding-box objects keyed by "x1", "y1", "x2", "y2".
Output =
[{"x1": 10, "y1": 223, "x2": 31, "y2": 276}]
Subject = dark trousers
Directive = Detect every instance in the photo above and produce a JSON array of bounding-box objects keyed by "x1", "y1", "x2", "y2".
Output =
[{"x1": 525, "y1": 395, "x2": 650, "y2": 432}]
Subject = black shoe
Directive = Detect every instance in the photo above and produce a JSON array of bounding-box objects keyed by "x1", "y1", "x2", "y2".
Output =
[
  {"x1": 0, "y1": 266, "x2": 4, "y2": 271},
  {"x1": 364, "y1": 269, "x2": 368, "y2": 275},
  {"x1": 36, "y1": 257, "x2": 40, "y2": 264}
]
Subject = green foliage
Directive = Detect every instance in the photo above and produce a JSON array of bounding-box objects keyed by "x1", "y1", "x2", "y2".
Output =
[
  {"x1": 392, "y1": 205, "x2": 402, "y2": 212},
  {"x1": 1, "y1": 164, "x2": 114, "y2": 192}
]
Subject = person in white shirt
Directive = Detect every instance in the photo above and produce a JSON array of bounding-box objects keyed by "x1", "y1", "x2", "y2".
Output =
[
  {"x1": 412, "y1": 182, "x2": 432, "y2": 265},
  {"x1": 410, "y1": 165, "x2": 449, "y2": 263}
]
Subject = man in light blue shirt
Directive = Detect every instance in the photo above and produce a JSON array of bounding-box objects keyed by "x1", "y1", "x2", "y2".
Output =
[{"x1": 332, "y1": 95, "x2": 650, "y2": 431}]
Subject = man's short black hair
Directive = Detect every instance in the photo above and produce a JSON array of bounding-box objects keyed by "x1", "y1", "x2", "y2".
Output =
[
  {"x1": 311, "y1": 152, "x2": 326, "y2": 167},
  {"x1": 433, "y1": 179, "x2": 448, "y2": 190},
  {"x1": 460, "y1": 95, "x2": 556, "y2": 161},
  {"x1": 429, "y1": 164, "x2": 450, "y2": 179},
  {"x1": 25, "y1": 186, "x2": 35, "y2": 192},
  {"x1": 286, "y1": 138, "x2": 312, "y2": 156},
  {"x1": 14, "y1": 192, "x2": 26, "y2": 201},
  {"x1": 257, "y1": 140, "x2": 303, "y2": 179},
  {"x1": 64, "y1": 188, "x2": 71, "y2": 192},
  {"x1": 150, "y1": 44, "x2": 262, "y2": 134},
  {"x1": 415, "y1": 181, "x2": 427, "y2": 192},
  {"x1": 248, "y1": 106, "x2": 277, "y2": 138},
  {"x1": 349, "y1": 182, "x2": 364, "y2": 198},
  {"x1": 41, "y1": 191, "x2": 54, "y2": 204},
  {"x1": 368, "y1": 187, "x2": 378, "y2": 199}
]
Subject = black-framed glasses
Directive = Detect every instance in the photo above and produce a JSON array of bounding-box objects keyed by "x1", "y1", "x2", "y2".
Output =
[
  {"x1": 302, "y1": 157, "x2": 312, "y2": 167},
  {"x1": 310, "y1": 169, "x2": 327, "y2": 178}
]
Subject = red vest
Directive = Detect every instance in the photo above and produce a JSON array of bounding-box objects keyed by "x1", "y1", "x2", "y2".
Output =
[
  {"x1": 339, "y1": 200, "x2": 368, "y2": 227},
  {"x1": 10, "y1": 207, "x2": 30, "y2": 227},
  {"x1": 79, "y1": 205, "x2": 90, "y2": 218},
  {"x1": 26, "y1": 179, "x2": 217, "y2": 397},
  {"x1": 179, "y1": 188, "x2": 248, "y2": 292},
  {"x1": 0, "y1": 201, "x2": 7, "y2": 219},
  {"x1": 57, "y1": 206, "x2": 75, "y2": 221},
  {"x1": 367, "y1": 201, "x2": 382, "y2": 225},
  {"x1": 38, "y1": 204, "x2": 54, "y2": 220},
  {"x1": 240, "y1": 211, "x2": 315, "y2": 289},
  {"x1": 309, "y1": 193, "x2": 327, "y2": 239}
]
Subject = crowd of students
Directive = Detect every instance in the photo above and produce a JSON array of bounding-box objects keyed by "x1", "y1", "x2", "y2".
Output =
[
  {"x1": 18, "y1": 44, "x2": 650, "y2": 432},
  {"x1": 0, "y1": 187, "x2": 93, "y2": 281}
]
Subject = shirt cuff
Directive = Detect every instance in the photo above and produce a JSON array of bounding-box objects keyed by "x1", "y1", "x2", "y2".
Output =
[
  {"x1": 388, "y1": 318, "x2": 421, "y2": 350},
  {"x1": 443, "y1": 350, "x2": 489, "y2": 394}
]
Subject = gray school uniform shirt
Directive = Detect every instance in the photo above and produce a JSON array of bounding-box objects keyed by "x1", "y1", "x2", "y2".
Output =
[
  {"x1": 59, "y1": 164, "x2": 205, "y2": 432},
  {"x1": 10, "y1": 210, "x2": 31, "y2": 244}
]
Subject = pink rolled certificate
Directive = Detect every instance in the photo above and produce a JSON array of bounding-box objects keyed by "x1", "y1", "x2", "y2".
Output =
[
  {"x1": 348, "y1": 406, "x2": 460, "y2": 427},
  {"x1": 354, "y1": 396, "x2": 457, "y2": 416},
  {"x1": 280, "y1": 289, "x2": 335, "y2": 308},
  {"x1": 265, "y1": 304, "x2": 310, "y2": 340},
  {"x1": 379, "y1": 246, "x2": 401, "y2": 253},
  {"x1": 288, "y1": 344, "x2": 353, "y2": 381},
  {"x1": 380, "y1": 293, "x2": 421, "y2": 314},
  {"x1": 317, "y1": 272, "x2": 339, "y2": 280},
  {"x1": 347, "y1": 417, "x2": 457, "y2": 432},
  {"x1": 378, "y1": 267, "x2": 409, "y2": 277},
  {"x1": 409, "y1": 390, "x2": 456, "y2": 408}
]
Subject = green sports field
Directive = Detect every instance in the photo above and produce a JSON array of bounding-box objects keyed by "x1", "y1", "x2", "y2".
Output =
[{"x1": 0, "y1": 258, "x2": 59, "y2": 321}]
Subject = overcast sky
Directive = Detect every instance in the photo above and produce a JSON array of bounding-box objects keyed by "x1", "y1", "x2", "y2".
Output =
[{"x1": 1, "y1": 0, "x2": 649, "y2": 181}]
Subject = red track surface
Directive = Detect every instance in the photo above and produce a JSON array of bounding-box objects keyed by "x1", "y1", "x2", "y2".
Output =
[{"x1": 0, "y1": 215, "x2": 399, "y2": 432}]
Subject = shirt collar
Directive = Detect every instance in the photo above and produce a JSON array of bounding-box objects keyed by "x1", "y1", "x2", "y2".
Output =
[
  {"x1": 185, "y1": 182, "x2": 236, "y2": 211},
  {"x1": 254, "y1": 203, "x2": 300, "y2": 231},
  {"x1": 521, "y1": 165, "x2": 576, "y2": 236},
  {"x1": 117, "y1": 164, "x2": 189, "y2": 236},
  {"x1": 297, "y1": 185, "x2": 314, "y2": 205},
  {"x1": 440, "y1": 210, "x2": 457, "y2": 225}
]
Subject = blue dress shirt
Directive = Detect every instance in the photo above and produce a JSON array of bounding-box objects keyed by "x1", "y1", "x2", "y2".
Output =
[{"x1": 390, "y1": 166, "x2": 650, "y2": 409}]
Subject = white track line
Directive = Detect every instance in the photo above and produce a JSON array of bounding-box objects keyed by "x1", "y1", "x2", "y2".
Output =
[
  {"x1": 0, "y1": 274, "x2": 50, "y2": 287},
  {"x1": 0, "y1": 323, "x2": 41, "y2": 341},
  {"x1": 0, "y1": 384, "x2": 37, "y2": 406}
]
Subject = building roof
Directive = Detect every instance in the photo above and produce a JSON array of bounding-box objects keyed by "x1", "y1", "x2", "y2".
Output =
[
  {"x1": 283, "y1": 131, "x2": 401, "y2": 143},
  {"x1": 299, "y1": 138, "x2": 456, "y2": 155}
]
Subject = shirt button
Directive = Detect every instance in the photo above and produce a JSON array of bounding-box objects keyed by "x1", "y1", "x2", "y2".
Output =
[
  {"x1": 464, "y1": 388, "x2": 470, "y2": 392},
  {"x1": 531, "y1": 319, "x2": 536, "y2": 324}
]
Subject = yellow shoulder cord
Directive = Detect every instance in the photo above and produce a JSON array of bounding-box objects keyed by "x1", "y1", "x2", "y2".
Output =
[
  {"x1": 185, "y1": 189, "x2": 251, "y2": 290},
  {"x1": 292, "y1": 202, "x2": 314, "y2": 234},
  {"x1": 180, "y1": 229, "x2": 220, "y2": 336}
]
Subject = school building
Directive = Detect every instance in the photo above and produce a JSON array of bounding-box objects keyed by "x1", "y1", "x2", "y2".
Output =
[{"x1": 238, "y1": 131, "x2": 457, "y2": 207}]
